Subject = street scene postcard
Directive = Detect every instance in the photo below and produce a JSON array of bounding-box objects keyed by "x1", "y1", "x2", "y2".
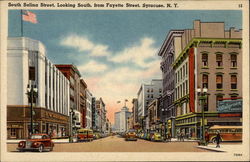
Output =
[{"x1": 0, "y1": 0, "x2": 249, "y2": 161}]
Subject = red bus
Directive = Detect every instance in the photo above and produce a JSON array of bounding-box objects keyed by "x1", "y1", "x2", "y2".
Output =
[{"x1": 208, "y1": 125, "x2": 242, "y2": 143}]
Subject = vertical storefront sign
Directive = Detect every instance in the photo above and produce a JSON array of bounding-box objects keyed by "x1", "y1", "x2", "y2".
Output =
[{"x1": 189, "y1": 48, "x2": 195, "y2": 113}]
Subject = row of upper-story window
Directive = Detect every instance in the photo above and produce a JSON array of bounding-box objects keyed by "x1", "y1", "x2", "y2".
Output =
[
  {"x1": 202, "y1": 74, "x2": 238, "y2": 90},
  {"x1": 202, "y1": 53, "x2": 238, "y2": 67},
  {"x1": 146, "y1": 88, "x2": 162, "y2": 93},
  {"x1": 175, "y1": 62, "x2": 188, "y2": 84},
  {"x1": 175, "y1": 80, "x2": 189, "y2": 100}
]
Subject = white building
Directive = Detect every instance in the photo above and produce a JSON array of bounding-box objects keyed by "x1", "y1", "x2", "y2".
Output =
[
  {"x1": 7, "y1": 37, "x2": 70, "y2": 139},
  {"x1": 114, "y1": 106, "x2": 132, "y2": 133},
  {"x1": 86, "y1": 89, "x2": 92, "y2": 129},
  {"x1": 137, "y1": 79, "x2": 163, "y2": 117},
  {"x1": 114, "y1": 112, "x2": 120, "y2": 132}
]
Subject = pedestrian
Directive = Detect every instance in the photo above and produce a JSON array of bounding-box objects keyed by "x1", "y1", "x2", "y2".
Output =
[
  {"x1": 205, "y1": 130, "x2": 209, "y2": 145},
  {"x1": 180, "y1": 131, "x2": 184, "y2": 141},
  {"x1": 177, "y1": 131, "x2": 180, "y2": 141},
  {"x1": 215, "y1": 130, "x2": 222, "y2": 148},
  {"x1": 168, "y1": 132, "x2": 171, "y2": 142}
]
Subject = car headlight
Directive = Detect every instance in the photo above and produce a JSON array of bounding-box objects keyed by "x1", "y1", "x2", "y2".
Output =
[{"x1": 19, "y1": 142, "x2": 23, "y2": 146}]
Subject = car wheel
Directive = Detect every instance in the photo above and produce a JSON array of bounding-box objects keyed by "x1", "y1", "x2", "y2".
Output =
[
  {"x1": 38, "y1": 145, "x2": 44, "y2": 152},
  {"x1": 212, "y1": 138, "x2": 216, "y2": 144}
]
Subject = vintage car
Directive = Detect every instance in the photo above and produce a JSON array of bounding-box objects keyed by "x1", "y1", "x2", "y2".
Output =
[
  {"x1": 125, "y1": 129, "x2": 137, "y2": 141},
  {"x1": 17, "y1": 134, "x2": 54, "y2": 152},
  {"x1": 150, "y1": 132, "x2": 163, "y2": 142}
]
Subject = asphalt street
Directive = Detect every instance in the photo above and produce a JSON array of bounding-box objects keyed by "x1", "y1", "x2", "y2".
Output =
[{"x1": 8, "y1": 135, "x2": 210, "y2": 152}]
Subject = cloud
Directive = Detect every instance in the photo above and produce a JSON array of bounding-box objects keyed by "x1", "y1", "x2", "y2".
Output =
[
  {"x1": 85, "y1": 64, "x2": 161, "y2": 123},
  {"x1": 60, "y1": 34, "x2": 110, "y2": 57},
  {"x1": 108, "y1": 37, "x2": 158, "y2": 67},
  {"x1": 78, "y1": 60, "x2": 108, "y2": 73}
]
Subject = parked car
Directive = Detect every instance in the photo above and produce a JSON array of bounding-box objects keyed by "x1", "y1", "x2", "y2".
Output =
[
  {"x1": 17, "y1": 134, "x2": 54, "y2": 152},
  {"x1": 93, "y1": 132, "x2": 101, "y2": 139},
  {"x1": 76, "y1": 128, "x2": 94, "y2": 142},
  {"x1": 150, "y1": 132, "x2": 163, "y2": 142},
  {"x1": 125, "y1": 129, "x2": 137, "y2": 141}
]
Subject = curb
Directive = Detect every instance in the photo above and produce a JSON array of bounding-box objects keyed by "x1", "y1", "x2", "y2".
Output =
[{"x1": 196, "y1": 146, "x2": 225, "y2": 152}]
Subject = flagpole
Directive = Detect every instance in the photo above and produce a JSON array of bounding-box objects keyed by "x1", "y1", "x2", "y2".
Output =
[{"x1": 21, "y1": 9, "x2": 23, "y2": 37}]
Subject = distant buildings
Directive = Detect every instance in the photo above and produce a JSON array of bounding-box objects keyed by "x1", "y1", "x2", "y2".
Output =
[
  {"x1": 96, "y1": 98, "x2": 107, "y2": 133},
  {"x1": 137, "y1": 79, "x2": 163, "y2": 132},
  {"x1": 114, "y1": 106, "x2": 132, "y2": 132},
  {"x1": 86, "y1": 89, "x2": 92, "y2": 129},
  {"x1": 7, "y1": 37, "x2": 70, "y2": 139}
]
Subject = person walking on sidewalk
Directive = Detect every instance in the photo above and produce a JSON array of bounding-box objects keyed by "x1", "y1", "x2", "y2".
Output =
[{"x1": 215, "y1": 130, "x2": 222, "y2": 148}]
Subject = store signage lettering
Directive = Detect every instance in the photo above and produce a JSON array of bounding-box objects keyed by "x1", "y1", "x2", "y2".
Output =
[{"x1": 217, "y1": 99, "x2": 242, "y2": 112}]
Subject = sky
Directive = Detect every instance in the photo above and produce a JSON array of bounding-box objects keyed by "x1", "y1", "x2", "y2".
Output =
[{"x1": 9, "y1": 10, "x2": 242, "y2": 124}]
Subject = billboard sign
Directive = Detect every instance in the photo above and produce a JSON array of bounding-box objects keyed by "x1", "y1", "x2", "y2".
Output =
[{"x1": 217, "y1": 99, "x2": 242, "y2": 113}]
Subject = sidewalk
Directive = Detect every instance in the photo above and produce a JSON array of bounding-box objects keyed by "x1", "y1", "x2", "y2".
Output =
[
  {"x1": 170, "y1": 138, "x2": 198, "y2": 142},
  {"x1": 197, "y1": 143, "x2": 243, "y2": 152},
  {"x1": 7, "y1": 137, "x2": 197, "y2": 144},
  {"x1": 7, "y1": 138, "x2": 72, "y2": 144}
]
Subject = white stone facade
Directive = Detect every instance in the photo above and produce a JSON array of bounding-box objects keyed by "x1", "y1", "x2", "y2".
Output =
[
  {"x1": 137, "y1": 79, "x2": 163, "y2": 117},
  {"x1": 86, "y1": 89, "x2": 92, "y2": 129},
  {"x1": 7, "y1": 37, "x2": 70, "y2": 116}
]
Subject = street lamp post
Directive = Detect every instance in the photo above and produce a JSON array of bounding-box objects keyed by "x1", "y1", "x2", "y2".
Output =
[
  {"x1": 26, "y1": 81, "x2": 38, "y2": 135},
  {"x1": 197, "y1": 87, "x2": 207, "y2": 146}
]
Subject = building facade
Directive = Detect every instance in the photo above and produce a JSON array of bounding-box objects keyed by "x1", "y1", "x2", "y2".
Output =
[
  {"x1": 55, "y1": 64, "x2": 82, "y2": 131},
  {"x1": 158, "y1": 30, "x2": 184, "y2": 137},
  {"x1": 114, "y1": 112, "x2": 120, "y2": 132},
  {"x1": 96, "y1": 98, "x2": 106, "y2": 133},
  {"x1": 79, "y1": 79, "x2": 87, "y2": 128},
  {"x1": 114, "y1": 106, "x2": 132, "y2": 133},
  {"x1": 137, "y1": 79, "x2": 163, "y2": 131},
  {"x1": 86, "y1": 89, "x2": 92, "y2": 129},
  {"x1": 131, "y1": 98, "x2": 140, "y2": 130},
  {"x1": 171, "y1": 20, "x2": 242, "y2": 139},
  {"x1": 91, "y1": 97, "x2": 97, "y2": 131},
  {"x1": 7, "y1": 37, "x2": 70, "y2": 139}
]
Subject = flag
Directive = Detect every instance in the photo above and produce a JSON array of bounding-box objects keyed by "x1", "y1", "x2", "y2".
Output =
[{"x1": 22, "y1": 10, "x2": 38, "y2": 24}]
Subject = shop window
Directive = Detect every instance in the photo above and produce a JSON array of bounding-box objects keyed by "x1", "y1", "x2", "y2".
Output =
[
  {"x1": 216, "y1": 54, "x2": 223, "y2": 67},
  {"x1": 231, "y1": 54, "x2": 237, "y2": 67},
  {"x1": 202, "y1": 53, "x2": 208, "y2": 66},
  {"x1": 202, "y1": 74, "x2": 208, "y2": 88},
  {"x1": 231, "y1": 75, "x2": 237, "y2": 89},
  {"x1": 10, "y1": 128, "x2": 16, "y2": 136},
  {"x1": 216, "y1": 75, "x2": 223, "y2": 89}
]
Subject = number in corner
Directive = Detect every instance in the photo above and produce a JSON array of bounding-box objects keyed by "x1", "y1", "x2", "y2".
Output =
[{"x1": 234, "y1": 153, "x2": 242, "y2": 156}]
